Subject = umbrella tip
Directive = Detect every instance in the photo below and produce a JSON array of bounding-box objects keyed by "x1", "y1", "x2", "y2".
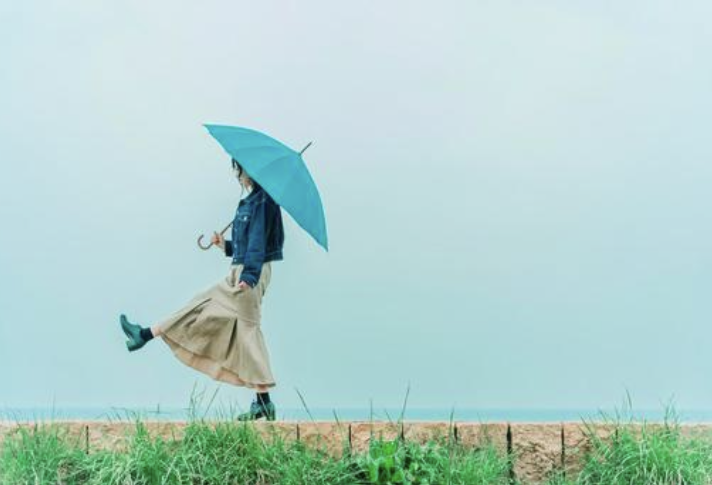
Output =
[{"x1": 299, "y1": 142, "x2": 313, "y2": 156}]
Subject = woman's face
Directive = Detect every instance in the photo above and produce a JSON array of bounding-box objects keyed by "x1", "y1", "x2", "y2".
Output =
[{"x1": 233, "y1": 165, "x2": 253, "y2": 190}]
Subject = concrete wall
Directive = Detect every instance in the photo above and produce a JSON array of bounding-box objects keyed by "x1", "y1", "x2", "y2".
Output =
[{"x1": 2, "y1": 420, "x2": 711, "y2": 484}]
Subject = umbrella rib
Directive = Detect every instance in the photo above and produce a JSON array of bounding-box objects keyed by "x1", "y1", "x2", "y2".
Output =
[
  {"x1": 250, "y1": 153, "x2": 297, "y2": 179},
  {"x1": 209, "y1": 125, "x2": 295, "y2": 152},
  {"x1": 232, "y1": 144, "x2": 286, "y2": 155},
  {"x1": 257, "y1": 155, "x2": 306, "y2": 203}
]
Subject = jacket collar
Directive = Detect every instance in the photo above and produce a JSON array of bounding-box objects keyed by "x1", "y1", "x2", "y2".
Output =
[{"x1": 241, "y1": 184, "x2": 263, "y2": 204}]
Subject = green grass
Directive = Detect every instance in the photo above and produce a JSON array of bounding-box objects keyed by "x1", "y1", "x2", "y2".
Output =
[
  {"x1": 0, "y1": 419, "x2": 512, "y2": 484},
  {"x1": 0, "y1": 385, "x2": 512, "y2": 484},
  {"x1": 546, "y1": 393, "x2": 712, "y2": 485},
  {"x1": 6, "y1": 388, "x2": 712, "y2": 484},
  {"x1": 0, "y1": 421, "x2": 89, "y2": 484}
]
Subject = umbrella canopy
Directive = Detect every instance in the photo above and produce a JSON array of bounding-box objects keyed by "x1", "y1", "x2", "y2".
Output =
[{"x1": 204, "y1": 124, "x2": 328, "y2": 251}]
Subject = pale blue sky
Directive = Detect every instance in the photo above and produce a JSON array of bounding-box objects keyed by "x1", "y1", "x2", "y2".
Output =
[{"x1": 1, "y1": 0, "x2": 711, "y2": 414}]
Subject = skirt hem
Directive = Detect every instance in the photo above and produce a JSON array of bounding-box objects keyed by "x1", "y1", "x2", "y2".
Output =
[{"x1": 160, "y1": 333, "x2": 276, "y2": 390}]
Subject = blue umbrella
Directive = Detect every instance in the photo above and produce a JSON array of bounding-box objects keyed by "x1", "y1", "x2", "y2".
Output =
[{"x1": 202, "y1": 124, "x2": 328, "y2": 251}]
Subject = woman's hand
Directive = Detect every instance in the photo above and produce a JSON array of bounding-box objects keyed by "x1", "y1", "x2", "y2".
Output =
[
  {"x1": 211, "y1": 231, "x2": 225, "y2": 249},
  {"x1": 237, "y1": 281, "x2": 251, "y2": 290}
]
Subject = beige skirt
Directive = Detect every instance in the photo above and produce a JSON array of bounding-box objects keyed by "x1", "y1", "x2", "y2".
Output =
[{"x1": 156, "y1": 262, "x2": 275, "y2": 389}]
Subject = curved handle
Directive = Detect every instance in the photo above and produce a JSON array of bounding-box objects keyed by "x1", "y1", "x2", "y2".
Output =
[
  {"x1": 196, "y1": 234, "x2": 212, "y2": 250},
  {"x1": 197, "y1": 221, "x2": 233, "y2": 251}
]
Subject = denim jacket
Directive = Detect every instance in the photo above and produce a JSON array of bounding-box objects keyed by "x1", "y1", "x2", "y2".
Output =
[{"x1": 224, "y1": 184, "x2": 284, "y2": 287}]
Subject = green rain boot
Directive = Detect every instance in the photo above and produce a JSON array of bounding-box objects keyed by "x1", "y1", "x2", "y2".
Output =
[
  {"x1": 237, "y1": 398, "x2": 277, "y2": 421},
  {"x1": 120, "y1": 314, "x2": 148, "y2": 352}
]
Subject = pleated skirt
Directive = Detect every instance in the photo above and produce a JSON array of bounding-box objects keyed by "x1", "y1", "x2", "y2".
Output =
[{"x1": 155, "y1": 262, "x2": 275, "y2": 389}]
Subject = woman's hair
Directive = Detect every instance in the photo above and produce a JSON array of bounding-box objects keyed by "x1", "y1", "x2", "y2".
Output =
[
  {"x1": 231, "y1": 157, "x2": 243, "y2": 177},
  {"x1": 231, "y1": 158, "x2": 261, "y2": 192}
]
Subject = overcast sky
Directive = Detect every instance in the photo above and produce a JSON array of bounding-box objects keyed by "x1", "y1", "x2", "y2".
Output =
[{"x1": 1, "y1": 0, "x2": 711, "y2": 415}]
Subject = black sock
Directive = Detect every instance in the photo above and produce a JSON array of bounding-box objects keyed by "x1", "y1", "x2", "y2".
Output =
[
  {"x1": 257, "y1": 392, "x2": 271, "y2": 406},
  {"x1": 139, "y1": 327, "x2": 154, "y2": 342}
]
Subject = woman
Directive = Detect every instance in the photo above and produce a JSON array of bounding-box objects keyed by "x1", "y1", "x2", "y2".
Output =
[{"x1": 119, "y1": 157, "x2": 285, "y2": 421}]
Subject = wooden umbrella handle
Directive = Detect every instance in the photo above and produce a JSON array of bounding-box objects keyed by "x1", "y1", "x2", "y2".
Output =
[{"x1": 197, "y1": 221, "x2": 233, "y2": 250}]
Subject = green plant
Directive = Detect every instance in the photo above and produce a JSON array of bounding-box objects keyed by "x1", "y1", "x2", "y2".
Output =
[
  {"x1": 351, "y1": 437, "x2": 439, "y2": 484},
  {"x1": 563, "y1": 393, "x2": 712, "y2": 485},
  {"x1": 0, "y1": 422, "x2": 88, "y2": 484}
]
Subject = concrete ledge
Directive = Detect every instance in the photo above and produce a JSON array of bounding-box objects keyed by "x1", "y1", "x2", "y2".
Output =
[
  {"x1": 510, "y1": 423, "x2": 562, "y2": 483},
  {"x1": 403, "y1": 421, "x2": 455, "y2": 445},
  {"x1": 351, "y1": 421, "x2": 401, "y2": 454},
  {"x1": 296, "y1": 421, "x2": 350, "y2": 458},
  {"x1": 457, "y1": 422, "x2": 508, "y2": 453},
  {"x1": 562, "y1": 422, "x2": 616, "y2": 478}
]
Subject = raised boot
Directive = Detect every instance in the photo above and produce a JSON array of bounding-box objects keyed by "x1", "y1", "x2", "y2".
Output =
[{"x1": 120, "y1": 314, "x2": 148, "y2": 352}]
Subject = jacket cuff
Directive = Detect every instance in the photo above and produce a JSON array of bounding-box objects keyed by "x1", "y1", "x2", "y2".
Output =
[
  {"x1": 239, "y1": 273, "x2": 258, "y2": 288},
  {"x1": 224, "y1": 240, "x2": 233, "y2": 257}
]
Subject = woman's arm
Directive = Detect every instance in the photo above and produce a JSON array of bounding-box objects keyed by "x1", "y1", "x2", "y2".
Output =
[
  {"x1": 212, "y1": 232, "x2": 234, "y2": 257},
  {"x1": 239, "y1": 197, "x2": 267, "y2": 288}
]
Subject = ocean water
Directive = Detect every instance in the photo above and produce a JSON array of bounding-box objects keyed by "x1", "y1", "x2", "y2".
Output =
[{"x1": 3, "y1": 407, "x2": 711, "y2": 423}]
